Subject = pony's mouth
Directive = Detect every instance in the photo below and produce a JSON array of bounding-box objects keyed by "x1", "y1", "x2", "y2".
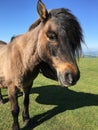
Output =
[{"x1": 57, "y1": 71, "x2": 80, "y2": 87}]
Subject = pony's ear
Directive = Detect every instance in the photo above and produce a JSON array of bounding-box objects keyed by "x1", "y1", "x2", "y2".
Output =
[{"x1": 37, "y1": 0, "x2": 48, "y2": 21}]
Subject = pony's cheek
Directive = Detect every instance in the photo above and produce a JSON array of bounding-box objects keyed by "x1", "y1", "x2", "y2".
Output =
[{"x1": 37, "y1": 33, "x2": 49, "y2": 60}]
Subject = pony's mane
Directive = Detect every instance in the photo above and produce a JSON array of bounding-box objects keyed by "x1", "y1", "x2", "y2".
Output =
[
  {"x1": 10, "y1": 36, "x2": 16, "y2": 42},
  {"x1": 28, "y1": 19, "x2": 41, "y2": 31},
  {"x1": 49, "y1": 8, "x2": 83, "y2": 58}
]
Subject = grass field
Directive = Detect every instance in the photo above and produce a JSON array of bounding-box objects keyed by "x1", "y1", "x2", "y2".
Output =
[{"x1": 0, "y1": 58, "x2": 98, "y2": 130}]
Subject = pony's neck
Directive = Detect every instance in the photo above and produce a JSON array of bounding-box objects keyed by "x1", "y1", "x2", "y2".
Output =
[
  {"x1": 24, "y1": 24, "x2": 42, "y2": 69},
  {"x1": 11, "y1": 23, "x2": 42, "y2": 70}
]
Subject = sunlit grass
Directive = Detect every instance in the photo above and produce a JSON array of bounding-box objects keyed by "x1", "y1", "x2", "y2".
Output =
[{"x1": 0, "y1": 58, "x2": 98, "y2": 130}]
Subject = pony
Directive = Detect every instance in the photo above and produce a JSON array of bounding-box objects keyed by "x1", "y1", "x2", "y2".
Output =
[{"x1": 0, "y1": 0, "x2": 83, "y2": 130}]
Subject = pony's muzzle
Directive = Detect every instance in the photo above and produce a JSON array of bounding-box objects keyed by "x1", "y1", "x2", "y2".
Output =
[
  {"x1": 57, "y1": 69, "x2": 80, "y2": 87},
  {"x1": 64, "y1": 70, "x2": 80, "y2": 86}
]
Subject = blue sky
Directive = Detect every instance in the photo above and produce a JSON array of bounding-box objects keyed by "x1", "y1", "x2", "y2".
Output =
[{"x1": 0, "y1": 0, "x2": 98, "y2": 51}]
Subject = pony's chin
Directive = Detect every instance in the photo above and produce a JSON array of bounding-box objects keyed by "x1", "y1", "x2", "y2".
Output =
[{"x1": 58, "y1": 77, "x2": 71, "y2": 87}]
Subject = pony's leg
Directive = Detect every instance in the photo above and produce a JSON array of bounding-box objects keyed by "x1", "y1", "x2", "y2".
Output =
[
  {"x1": 8, "y1": 86, "x2": 20, "y2": 130},
  {"x1": 22, "y1": 84, "x2": 32, "y2": 127},
  {"x1": 0, "y1": 88, "x2": 4, "y2": 104}
]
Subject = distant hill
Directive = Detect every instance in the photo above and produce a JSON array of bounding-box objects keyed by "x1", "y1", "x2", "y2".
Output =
[{"x1": 83, "y1": 50, "x2": 98, "y2": 57}]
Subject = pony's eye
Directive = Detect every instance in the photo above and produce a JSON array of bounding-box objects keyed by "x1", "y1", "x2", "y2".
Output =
[{"x1": 46, "y1": 31, "x2": 57, "y2": 42}]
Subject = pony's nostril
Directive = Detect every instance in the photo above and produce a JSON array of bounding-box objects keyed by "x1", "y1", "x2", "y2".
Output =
[
  {"x1": 65, "y1": 70, "x2": 80, "y2": 86},
  {"x1": 65, "y1": 72, "x2": 73, "y2": 85}
]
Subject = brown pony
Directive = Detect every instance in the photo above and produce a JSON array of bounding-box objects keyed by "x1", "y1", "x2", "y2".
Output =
[{"x1": 0, "y1": 0, "x2": 83, "y2": 130}]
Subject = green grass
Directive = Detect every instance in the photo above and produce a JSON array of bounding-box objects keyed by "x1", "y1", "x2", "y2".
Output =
[{"x1": 0, "y1": 58, "x2": 98, "y2": 130}]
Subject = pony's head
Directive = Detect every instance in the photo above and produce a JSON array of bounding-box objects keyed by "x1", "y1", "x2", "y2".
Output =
[{"x1": 34, "y1": 0, "x2": 83, "y2": 87}]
